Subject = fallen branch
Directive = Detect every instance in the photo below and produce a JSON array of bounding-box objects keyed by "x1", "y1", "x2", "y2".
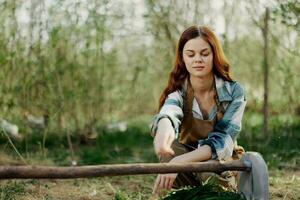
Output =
[{"x1": 0, "y1": 160, "x2": 251, "y2": 179}]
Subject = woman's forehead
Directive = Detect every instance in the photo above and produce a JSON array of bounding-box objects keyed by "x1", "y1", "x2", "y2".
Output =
[{"x1": 183, "y1": 37, "x2": 211, "y2": 51}]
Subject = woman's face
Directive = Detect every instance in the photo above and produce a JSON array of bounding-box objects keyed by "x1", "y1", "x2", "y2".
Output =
[{"x1": 182, "y1": 37, "x2": 213, "y2": 78}]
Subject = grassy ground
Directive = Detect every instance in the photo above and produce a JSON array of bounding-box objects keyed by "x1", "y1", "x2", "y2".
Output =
[
  {"x1": 0, "y1": 113, "x2": 299, "y2": 199},
  {"x1": 0, "y1": 170, "x2": 299, "y2": 200}
]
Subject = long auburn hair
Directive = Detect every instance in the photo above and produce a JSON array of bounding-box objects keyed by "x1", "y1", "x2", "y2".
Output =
[{"x1": 158, "y1": 25, "x2": 233, "y2": 110}]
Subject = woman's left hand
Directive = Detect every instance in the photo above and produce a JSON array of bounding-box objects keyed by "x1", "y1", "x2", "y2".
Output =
[{"x1": 152, "y1": 156, "x2": 182, "y2": 194}]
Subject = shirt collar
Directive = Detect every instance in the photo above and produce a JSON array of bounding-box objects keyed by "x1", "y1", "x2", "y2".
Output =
[
  {"x1": 214, "y1": 75, "x2": 233, "y2": 102},
  {"x1": 183, "y1": 75, "x2": 233, "y2": 102}
]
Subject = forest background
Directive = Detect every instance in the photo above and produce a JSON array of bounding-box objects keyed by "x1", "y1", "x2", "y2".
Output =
[{"x1": 0, "y1": 0, "x2": 299, "y2": 199}]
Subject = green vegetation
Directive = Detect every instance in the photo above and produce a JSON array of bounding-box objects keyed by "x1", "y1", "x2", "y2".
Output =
[
  {"x1": 1, "y1": 113, "x2": 299, "y2": 168},
  {"x1": 162, "y1": 184, "x2": 246, "y2": 200},
  {"x1": 0, "y1": 117, "x2": 156, "y2": 166},
  {"x1": 0, "y1": 0, "x2": 299, "y2": 199},
  {"x1": 0, "y1": 181, "x2": 25, "y2": 200},
  {"x1": 239, "y1": 112, "x2": 300, "y2": 169},
  {"x1": 0, "y1": 114, "x2": 299, "y2": 199}
]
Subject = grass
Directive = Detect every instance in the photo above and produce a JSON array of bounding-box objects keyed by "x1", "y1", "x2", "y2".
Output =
[
  {"x1": 0, "y1": 171, "x2": 299, "y2": 200},
  {"x1": 0, "y1": 176, "x2": 156, "y2": 200},
  {"x1": 0, "y1": 118, "x2": 156, "y2": 166},
  {"x1": 0, "y1": 113, "x2": 299, "y2": 199},
  {"x1": 0, "y1": 181, "x2": 26, "y2": 200},
  {"x1": 238, "y1": 112, "x2": 300, "y2": 169},
  {"x1": 161, "y1": 184, "x2": 246, "y2": 200}
]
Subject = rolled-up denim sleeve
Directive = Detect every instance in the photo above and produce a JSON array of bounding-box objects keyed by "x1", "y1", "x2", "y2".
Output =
[
  {"x1": 199, "y1": 83, "x2": 247, "y2": 160},
  {"x1": 150, "y1": 90, "x2": 184, "y2": 138}
]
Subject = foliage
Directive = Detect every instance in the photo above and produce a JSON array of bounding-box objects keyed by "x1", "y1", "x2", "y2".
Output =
[
  {"x1": 0, "y1": 118, "x2": 156, "y2": 165},
  {"x1": 239, "y1": 112, "x2": 300, "y2": 168},
  {"x1": 162, "y1": 184, "x2": 246, "y2": 200},
  {"x1": 272, "y1": 0, "x2": 300, "y2": 28},
  {"x1": 0, "y1": 0, "x2": 299, "y2": 132},
  {"x1": 0, "y1": 0, "x2": 299, "y2": 198},
  {"x1": 1, "y1": 112, "x2": 299, "y2": 169}
]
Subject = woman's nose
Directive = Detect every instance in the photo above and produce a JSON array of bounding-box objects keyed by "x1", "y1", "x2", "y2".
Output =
[{"x1": 194, "y1": 54, "x2": 204, "y2": 62}]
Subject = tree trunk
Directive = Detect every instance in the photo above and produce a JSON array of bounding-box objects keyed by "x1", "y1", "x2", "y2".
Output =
[{"x1": 262, "y1": 8, "x2": 270, "y2": 137}]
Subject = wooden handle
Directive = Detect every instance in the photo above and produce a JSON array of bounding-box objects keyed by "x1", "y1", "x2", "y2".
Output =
[{"x1": 0, "y1": 160, "x2": 251, "y2": 179}]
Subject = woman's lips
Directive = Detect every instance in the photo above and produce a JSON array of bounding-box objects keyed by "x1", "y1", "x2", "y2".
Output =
[{"x1": 193, "y1": 66, "x2": 205, "y2": 70}]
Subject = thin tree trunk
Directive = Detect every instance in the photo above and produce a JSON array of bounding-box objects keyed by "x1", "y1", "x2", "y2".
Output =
[
  {"x1": 0, "y1": 160, "x2": 251, "y2": 179},
  {"x1": 263, "y1": 8, "x2": 270, "y2": 137}
]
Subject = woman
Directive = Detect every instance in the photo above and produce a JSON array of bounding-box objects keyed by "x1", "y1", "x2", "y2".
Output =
[{"x1": 150, "y1": 25, "x2": 246, "y2": 194}]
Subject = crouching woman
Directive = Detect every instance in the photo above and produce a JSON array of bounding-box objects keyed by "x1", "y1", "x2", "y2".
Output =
[{"x1": 150, "y1": 25, "x2": 247, "y2": 194}]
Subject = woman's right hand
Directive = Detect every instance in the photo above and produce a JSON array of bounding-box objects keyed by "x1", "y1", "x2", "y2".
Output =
[{"x1": 153, "y1": 118, "x2": 175, "y2": 157}]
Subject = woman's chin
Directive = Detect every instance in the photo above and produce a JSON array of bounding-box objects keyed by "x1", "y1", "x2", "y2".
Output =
[{"x1": 190, "y1": 71, "x2": 211, "y2": 78}]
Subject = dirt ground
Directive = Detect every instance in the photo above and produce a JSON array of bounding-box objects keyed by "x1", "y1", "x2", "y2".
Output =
[
  {"x1": 269, "y1": 170, "x2": 300, "y2": 200},
  {"x1": 0, "y1": 169, "x2": 299, "y2": 200}
]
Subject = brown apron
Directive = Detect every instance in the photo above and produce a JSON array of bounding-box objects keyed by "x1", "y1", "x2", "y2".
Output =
[
  {"x1": 160, "y1": 80, "x2": 244, "y2": 190},
  {"x1": 179, "y1": 79, "x2": 223, "y2": 147}
]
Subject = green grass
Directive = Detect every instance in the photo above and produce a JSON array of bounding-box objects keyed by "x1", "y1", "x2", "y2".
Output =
[
  {"x1": 0, "y1": 112, "x2": 299, "y2": 168},
  {"x1": 162, "y1": 184, "x2": 246, "y2": 200},
  {"x1": 0, "y1": 113, "x2": 299, "y2": 199},
  {"x1": 238, "y1": 112, "x2": 300, "y2": 168},
  {"x1": 0, "y1": 119, "x2": 156, "y2": 166},
  {"x1": 0, "y1": 171, "x2": 299, "y2": 200},
  {"x1": 0, "y1": 181, "x2": 26, "y2": 200}
]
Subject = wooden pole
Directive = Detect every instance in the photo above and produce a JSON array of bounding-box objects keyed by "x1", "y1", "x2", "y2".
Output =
[{"x1": 0, "y1": 160, "x2": 251, "y2": 179}]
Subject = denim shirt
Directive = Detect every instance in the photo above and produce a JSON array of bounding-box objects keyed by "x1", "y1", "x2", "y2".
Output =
[{"x1": 150, "y1": 75, "x2": 247, "y2": 161}]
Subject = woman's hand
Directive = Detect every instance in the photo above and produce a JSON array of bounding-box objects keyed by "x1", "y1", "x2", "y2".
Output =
[
  {"x1": 153, "y1": 118, "x2": 175, "y2": 158},
  {"x1": 152, "y1": 157, "x2": 182, "y2": 194},
  {"x1": 152, "y1": 173, "x2": 177, "y2": 195},
  {"x1": 152, "y1": 146, "x2": 213, "y2": 195}
]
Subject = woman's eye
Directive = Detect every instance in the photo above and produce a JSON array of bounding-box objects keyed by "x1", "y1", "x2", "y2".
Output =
[
  {"x1": 202, "y1": 53, "x2": 209, "y2": 56},
  {"x1": 187, "y1": 54, "x2": 194, "y2": 57}
]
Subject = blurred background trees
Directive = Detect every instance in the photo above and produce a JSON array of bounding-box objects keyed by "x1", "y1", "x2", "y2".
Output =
[
  {"x1": 0, "y1": 2, "x2": 299, "y2": 199},
  {"x1": 0, "y1": 0, "x2": 299, "y2": 135}
]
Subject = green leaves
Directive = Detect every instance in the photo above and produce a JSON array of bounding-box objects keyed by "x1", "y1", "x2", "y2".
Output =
[{"x1": 162, "y1": 184, "x2": 246, "y2": 200}]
